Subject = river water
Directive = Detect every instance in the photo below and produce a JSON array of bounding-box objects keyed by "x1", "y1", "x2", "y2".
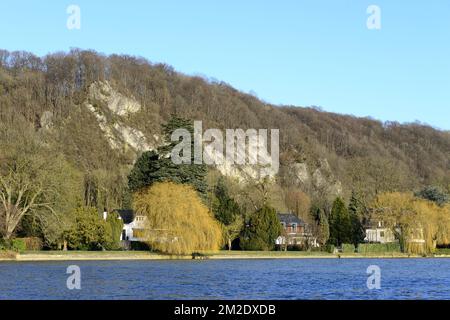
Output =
[{"x1": 1, "y1": 258, "x2": 449, "y2": 300}]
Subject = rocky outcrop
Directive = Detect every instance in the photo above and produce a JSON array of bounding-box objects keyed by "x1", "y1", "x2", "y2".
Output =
[
  {"x1": 40, "y1": 111, "x2": 54, "y2": 130},
  {"x1": 88, "y1": 81, "x2": 141, "y2": 116},
  {"x1": 84, "y1": 81, "x2": 153, "y2": 152},
  {"x1": 82, "y1": 81, "x2": 341, "y2": 191},
  {"x1": 288, "y1": 159, "x2": 342, "y2": 197}
]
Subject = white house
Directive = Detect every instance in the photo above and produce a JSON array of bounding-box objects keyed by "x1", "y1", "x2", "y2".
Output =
[
  {"x1": 364, "y1": 221, "x2": 396, "y2": 244},
  {"x1": 107, "y1": 209, "x2": 181, "y2": 250},
  {"x1": 110, "y1": 209, "x2": 148, "y2": 242}
]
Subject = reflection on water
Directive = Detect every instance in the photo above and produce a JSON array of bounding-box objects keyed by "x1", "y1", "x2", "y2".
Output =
[{"x1": 1, "y1": 258, "x2": 449, "y2": 300}]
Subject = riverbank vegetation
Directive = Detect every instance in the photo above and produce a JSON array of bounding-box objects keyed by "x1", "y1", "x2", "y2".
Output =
[
  {"x1": 0, "y1": 49, "x2": 449, "y2": 256},
  {"x1": 133, "y1": 182, "x2": 222, "y2": 254},
  {"x1": 373, "y1": 192, "x2": 450, "y2": 254}
]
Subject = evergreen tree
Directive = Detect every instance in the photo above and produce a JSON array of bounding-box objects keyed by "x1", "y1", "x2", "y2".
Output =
[
  {"x1": 240, "y1": 205, "x2": 282, "y2": 251},
  {"x1": 212, "y1": 177, "x2": 243, "y2": 250},
  {"x1": 213, "y1": 177, "x2": 241, "y2": 225},
  {"x1": 328, "y1": 197, "x2": 351, "y2": 247},
  {"x1": 105, "y1": 212, "x2": 124, "y2": 250},
  {"x1": 128, "y1": 116, "x2": 208, "y2": 196},
  {"x1": 415, "y1": 186, "x2": 449, "y2": 207},
  {"x1": 310, "y1": 205, "x2": 330, "y2": 247},
  {"x1": 310, "y1": 204, "x2": 321, "y2": 222},
  {"x1": 317, "y1": 209, "x2": 330, "y2": 247},
  {"x1": 128, "y1": 150, "x2": 160, "y2": 192},
  {"x1": 348, "y1": 191, "x2": 366, "y2": 248}
]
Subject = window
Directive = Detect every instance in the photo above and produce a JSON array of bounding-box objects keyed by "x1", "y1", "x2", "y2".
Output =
[
  {"x1": 292, "y1": 223, "x2": 297, "y2": 232},
  {"x1": 380, "y1": 231, "x2": 385, "y2": 238}
]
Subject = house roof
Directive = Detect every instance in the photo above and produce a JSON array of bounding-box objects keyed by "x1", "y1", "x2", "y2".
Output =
[
  {"x1": 113, "y1": 209, "x2": 135, "y2": 224},
  {"x1": 363, "y1": 219, "x2": 387, "y2": 229},
  {"x1": 277, "y1": 213, "x2": 306, "y2": 226}
]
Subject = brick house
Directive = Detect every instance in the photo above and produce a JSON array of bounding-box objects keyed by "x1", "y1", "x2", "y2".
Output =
[{"x1": 276, "y1": 212, "x2": 317, "y2": 249}]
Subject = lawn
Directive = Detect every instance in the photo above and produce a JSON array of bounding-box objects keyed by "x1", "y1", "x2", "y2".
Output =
[{"x1": 1, "y1": 249, "x2": 437, "y2": 261}]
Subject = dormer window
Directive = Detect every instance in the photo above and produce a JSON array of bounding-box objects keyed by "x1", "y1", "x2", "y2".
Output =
[{"x1": 292, "y1": 223, "x2": 297, "y2": 232}]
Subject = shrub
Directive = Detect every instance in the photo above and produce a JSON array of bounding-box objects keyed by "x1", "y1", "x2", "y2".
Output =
[
  {"x1": 342, "y1": 243, "x2": 356, "y2": 253},
  {"x1": 0, "y1": 239, "x2": 9, "y2": 250},
  {"x1": 11, "y1": 238, "x2": 26, "y2": 252},
  {"x1": 65, "y1": 207, "x2": 112, "y2": 250},
  {"x1": 23, "y1": 237, "x2": 43, "y2": 251}
]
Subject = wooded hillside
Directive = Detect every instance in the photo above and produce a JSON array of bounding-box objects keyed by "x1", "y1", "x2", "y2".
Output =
[{"x1": 1, "y1": 48, "x2": 449, "y2": 219}]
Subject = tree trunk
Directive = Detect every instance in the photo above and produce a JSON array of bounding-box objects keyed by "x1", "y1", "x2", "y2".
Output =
[
  {"x1": 228, "y1": 238, "x2": 232, "y2": 251},
  {"x1": 3, "y1": 206, "x2": 25, "y2": 241},
  {"x1": 3, "y1": 230, "x2": 12, "y2": 240},
  {"x1": 63, "y1": 240, "x2": 68, "y2": 251},
  {"x1": 4, "y1": 223, "x2": 15, "y2": 240}
]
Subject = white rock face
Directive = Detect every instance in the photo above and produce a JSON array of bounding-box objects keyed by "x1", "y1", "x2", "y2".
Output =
[
  {"x1": 215, "y1": 162, "x2": 278, "y2": 181},
  {"x1": 287, "y1": 160, "x2": 342, "y2": 196},
  {"x1": 203, "y1": 142, "x2": 278, "y2": 181},
  {"x1": 85, "y1": 102, "x2": 121, "y2": 149},
  {"x1": 40, "y1": 111, "x2": 54, "y2": 129},
  {"x1": 312, "y1": 168, "x2": 326, "y2": 189},
  {"x1": 312, "y1": 159, "x2": 343, "y2": 196},
  {"x1": 113, "y1": 123, "x2": 151, "y2": 152},
  {"x1": 292, "y1": 163, "x2": 310, "y2": 185},
  {"x1": 88, "y1": 81, "x2": 141, "y2": 116},
  {"x1": 84, "y1": 81, "x2": 152, "y2": 152}
]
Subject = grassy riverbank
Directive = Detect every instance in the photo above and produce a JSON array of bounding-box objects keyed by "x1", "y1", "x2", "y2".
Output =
[
  {"x1": 3, "y1": 250, "x2": 450, "y2": 261},
  {"x1": 2, "y1": 250, "x2": 188, "y2": 261}
]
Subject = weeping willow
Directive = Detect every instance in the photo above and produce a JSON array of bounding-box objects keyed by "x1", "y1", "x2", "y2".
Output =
[
  {"x1": 373, "y1": 192, "x2": 450, "y2": 254},
  {"x1": 133, "y1": 182, "x2": 222, "y2": 255}
]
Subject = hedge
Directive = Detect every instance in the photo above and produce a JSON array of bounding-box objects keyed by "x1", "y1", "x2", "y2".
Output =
[
  {"x1": 435, "y1": 248, "x2": 450, "y2": 255},
  {"x1": 358, "y1": 243, "x2": 401, "y2": 254},
  {"x1": 342, "y1": 244, "x2": 356, "y2": 253}
]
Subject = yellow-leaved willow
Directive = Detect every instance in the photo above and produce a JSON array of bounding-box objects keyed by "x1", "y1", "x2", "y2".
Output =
[
  {"x1": 373, "y1": 192, "x2": 450, "y2": 254},
  {"x1": 133, "y1": 182, "x2": 222, "y2": 255}
]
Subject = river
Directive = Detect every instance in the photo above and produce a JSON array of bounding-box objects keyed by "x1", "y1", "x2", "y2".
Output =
[{"x1": 1, "y1": 258, "x2": 449, "y2": 299}]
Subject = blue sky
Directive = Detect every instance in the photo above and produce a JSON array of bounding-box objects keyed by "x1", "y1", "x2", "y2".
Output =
[{"x1": 1, "y1": 1, "x2": 449, "y2": 129}]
